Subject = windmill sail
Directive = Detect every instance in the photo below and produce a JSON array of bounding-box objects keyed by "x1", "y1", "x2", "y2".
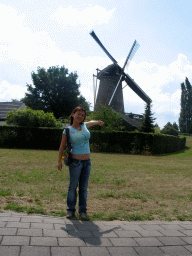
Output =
[
  {"x1": 90, "y1": 31, "x2": 118, "y2": 64},
  {"x1": 124, "y1": 73, "x2": 151, "y2": 103},
  {"x1": 108, "y1": 40, "x2": 140, "y2": 106},
  {"x1": 90, "y1": 30, "x2": 152, "y2": 113},
  {"x1": 123, "y1": 40, "x2": 140, "y2": 69}
]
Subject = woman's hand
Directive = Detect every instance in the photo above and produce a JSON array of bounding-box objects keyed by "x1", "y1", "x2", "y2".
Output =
[
  {"x1": 98, "y1": 121, "x2": 104, "y2": 126},
  {"x1": 57, "y1": 160, "x2": 63, "y2": 171}
]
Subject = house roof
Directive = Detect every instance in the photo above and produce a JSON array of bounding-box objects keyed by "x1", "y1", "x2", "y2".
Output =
[
  {"x1": 122, "y1": 113, "x2": 141, "y2": 129},
  {"x1": 112, "y1": 109, "x2": 142, "y2": 129},
  {"x1": 0, "y1": 101, "x2": 26, "y2": 120}
]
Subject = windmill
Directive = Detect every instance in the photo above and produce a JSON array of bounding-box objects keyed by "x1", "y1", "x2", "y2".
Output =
[{"x1": 90, "y1": 30, "x2": 152, "y2": 114}]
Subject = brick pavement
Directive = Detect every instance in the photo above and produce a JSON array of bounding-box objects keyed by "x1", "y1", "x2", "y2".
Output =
[{"x1": 0, "y1": 211, "x2": 192, "y2": 255}]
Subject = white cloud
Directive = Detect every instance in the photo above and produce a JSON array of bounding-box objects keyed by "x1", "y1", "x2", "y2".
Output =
[
  {"x1": 0, "y1": 3, "x2": 112, "y2": 81},
  {"x1": 171, "y1": 89, "x2": 181, "y2": 116},
  {"x1": 0, "y1": 80, "x2": 27, "y2": 101},
  {"x1": 0, "y1": 3, "x2": 26, "y2": 43},
  {"x1": 122, "y1": 54, "x2": 192, "y2": 128},
  {"x1": 169, "y1": 53, "x2": 192, "y2": 79},
  {"x1": 0, "y1": 3, "x2": 65, "y2": 71},
  {"x1": 128, "y1": 54, "x2": 192, "y2": 94},
  {"x1": 51, "y1": 5, "x2": 116, "y2": 29}
]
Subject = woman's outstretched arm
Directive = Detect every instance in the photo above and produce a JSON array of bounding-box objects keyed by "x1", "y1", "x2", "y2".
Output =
[{"x1": 85, "y1": 120, "x2": 104, "y2": 128}]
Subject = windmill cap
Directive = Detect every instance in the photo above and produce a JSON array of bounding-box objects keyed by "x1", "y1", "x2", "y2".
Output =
[{"x1": 98, "y1": 64, "x2": 122, "y2": 79}]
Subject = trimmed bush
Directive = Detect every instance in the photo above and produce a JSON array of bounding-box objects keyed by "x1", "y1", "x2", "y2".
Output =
[
  {"x1": 0, "y1": 126, "x2": 186, "y2": 154},
  {"x1": 90, "y1": 131, "x2": 186, "y2": 155},
  {"x1": 0, "y1": 126, "x2": 62, "y2": 150},
  {"x1": 6, "y1": 106, "x2": 62, "y2": 128}
]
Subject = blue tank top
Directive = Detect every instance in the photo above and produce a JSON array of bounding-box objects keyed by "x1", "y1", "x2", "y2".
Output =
[{"x1": 63, "y1": 123, "x2": 91, "y2": 155}]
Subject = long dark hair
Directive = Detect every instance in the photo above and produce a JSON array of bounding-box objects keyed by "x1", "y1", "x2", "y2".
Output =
[{"x1": 69, "y1": 106, "x2": 87, "y2": 125}]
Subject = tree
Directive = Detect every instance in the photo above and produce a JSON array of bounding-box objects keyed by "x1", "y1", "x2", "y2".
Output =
[
  {"x1": 21, "y1": 66, "x2": 90, "y2": 119},
  {"x1": 161, "y1": 122, "x2": 178, "y2": 136},
  {"x1": 87, "y1": 105, "x2": 124, "y2": 132},
  {"x1": 163, "y1": 121, "x2": 179, "y2": 132},
  {"x1": 154, "y1": 123, "x2": 161, "y2": 133},
  {"x1": 179, "y1": 77, "x2": 192, "y2": 133},
  {"x1": 173, "y1": 121, "x2": 179, "y2": 131},
  {"x1": 77, "y1": 95, "x2": 91, "y2": 111},
  {"x1": 140, "y1": 100, "x2": 156, "y2": 133},
  {"x1": 163, "y1": 122, "x2": 172, "y2": 129}
]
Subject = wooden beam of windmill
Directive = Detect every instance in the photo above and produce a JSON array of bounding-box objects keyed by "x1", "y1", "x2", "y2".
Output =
[
  {"x1": 90, "y1": 30, "x2": 118, "y2": 65},
  {"x1": 124, "y1": 73, "x2": 152, "y2": 103}
]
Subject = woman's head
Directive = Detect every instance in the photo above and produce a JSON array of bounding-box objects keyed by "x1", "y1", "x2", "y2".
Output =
[{"x1": 69, "y1": 106, "x2": 87, "y2": 125}]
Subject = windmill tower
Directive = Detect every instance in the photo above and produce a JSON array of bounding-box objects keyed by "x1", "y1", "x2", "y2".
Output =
[
  {"x1": 90, "y1": 31, "x2": 152, "y2": 114},
  {"x1": 95, "y1": 64, "x2": 124, "y2": 112}
]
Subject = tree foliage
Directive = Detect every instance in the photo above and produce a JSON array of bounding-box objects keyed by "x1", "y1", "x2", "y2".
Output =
[
  {"x1": 21, "y1": 66, "x2": 90, "y2": 119},
  {"x1": 163, "y1": 121, "x2": 179, "y2": 131},
  {"x1": 161, "y1": 122, "x2": 179, "y2": 136},
  {"x1": 6, "y1": 106, "x2": 63, "y2": 128},
  {"x1": 179, "y1": 77, "x2": 192, "y2": 133},
  {"x1": 140, "y1": 100, "x2": 156, "y2": 133},
  {"x1": 154, "y1": 123, "x2": 161, "y2": 133},
  {"x1": 87, "y1": 105, "x2": 124, "y2": 132},
  {"x1": 172, "y1": 122, "x2": 179, "y2": 131},
  {"x1": 161, "y1": 127, "x2": 178, "y2": 136}
]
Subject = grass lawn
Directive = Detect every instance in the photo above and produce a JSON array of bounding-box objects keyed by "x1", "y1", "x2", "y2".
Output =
[{"x1": 0, "y1": 136, "x2": 192, "y2": 221}]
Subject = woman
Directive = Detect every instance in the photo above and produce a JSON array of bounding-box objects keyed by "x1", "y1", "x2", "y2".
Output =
[{"x1": 58, "y1": 106, "x2": 104, "y2": 219}]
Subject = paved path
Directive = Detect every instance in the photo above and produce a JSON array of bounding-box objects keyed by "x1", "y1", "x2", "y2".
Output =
[{"x1": 1, "y1": 212, "x2": 192, "y2": 256}]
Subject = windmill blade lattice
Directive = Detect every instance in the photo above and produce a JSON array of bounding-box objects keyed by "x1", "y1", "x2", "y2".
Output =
[
  {"x1": 124, "y1": 40, "x2": 140, "y2": 70},
  {"x1": 108, "y1": 40, "x2": 140, "y2": 106}
]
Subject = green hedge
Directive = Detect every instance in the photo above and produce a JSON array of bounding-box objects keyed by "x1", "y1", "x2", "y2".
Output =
[
  {"x1": 90, "y1": 131, "x2": 186, "y2": 155},
  {"x1": 0, "y1": 125, "x2": 62, "y2": 150},
  {"x1": 0, "y1": 126, "x2": 186, "y2": 154}
]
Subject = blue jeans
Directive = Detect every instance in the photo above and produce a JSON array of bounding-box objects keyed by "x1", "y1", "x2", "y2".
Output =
[{"x1": 67, "y1": 158, "x2": 91, "y2": 214}]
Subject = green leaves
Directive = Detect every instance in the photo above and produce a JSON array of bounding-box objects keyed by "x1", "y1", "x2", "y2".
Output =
[
  {"x1": 90, "y1": 131, "x2": 186, "y2": 154},
  {"x1": 21, "y1": 65, "x2": 90, "y2": 119},
  {"x1": 161, "y1": 126, "x2": 179, "y2": 136},
  {"x1": 140, "y1": 100, "x2": 156, "y2": 133},
  {"x1": 88, "y1": 105, "x2": 123, "y2": 132},
  {"x1": 6, "y1": 106, "x2": 62, "y2": 128},
  {"x1": 179, "y1": 77, "x2": 192, "y2": 134}
]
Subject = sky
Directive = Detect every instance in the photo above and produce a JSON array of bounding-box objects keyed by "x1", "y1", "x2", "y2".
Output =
[{"x1": 0, "y1": 0, "x2": 192, "y2": 129}]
